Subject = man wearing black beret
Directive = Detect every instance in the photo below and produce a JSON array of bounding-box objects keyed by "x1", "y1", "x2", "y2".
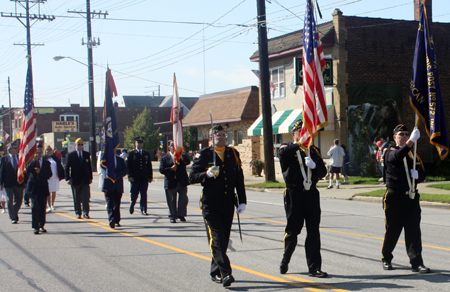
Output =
[{"x1": 381, "y1": 124, "x2": 430, "y2": 273}]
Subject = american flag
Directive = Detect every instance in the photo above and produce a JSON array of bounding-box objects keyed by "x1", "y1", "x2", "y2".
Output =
[
  {"x1": 171, "y1": 73, "x2": 184, "y2": 163},
  {"x1": 299, "y1": 0, "x2": 328, "y2": 147},
  {"x1": 17, "y1": 62, "x2": 37, "y2": 184}
]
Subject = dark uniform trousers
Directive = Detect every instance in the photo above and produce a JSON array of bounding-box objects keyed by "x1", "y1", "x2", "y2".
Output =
[
  {"x1": 31, "y1": 194, "x2": 47, "y2": 229},
  {"x1": 130, "y1": 182, "x2": 148, "y2": 213},
  {"x1": 165, "y1": 182, "x2": 188, "y2": 219},
  {"x1": 105, "y1": 190, "x2": 123, "y2": 224},
  {"x1": 203, "y1": 201, "x2": 235, "y2": 278},
  {"x1": 6, "y1": 186, "x2": 24, "y2": 221},
  {"x1": 382, "y1": 189, "x2": 423, "y2": 266},
  {"x1": 282, "y1": 187, "x2": 322, "y2": 272},
  {"x1": 71, "y1": 184, "x2": 90, "y2": 216}
]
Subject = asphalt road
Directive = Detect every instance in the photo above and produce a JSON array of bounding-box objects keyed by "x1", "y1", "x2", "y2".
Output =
[{"x1": 1, "y1": 176, "x2": 449, "y2": 292}]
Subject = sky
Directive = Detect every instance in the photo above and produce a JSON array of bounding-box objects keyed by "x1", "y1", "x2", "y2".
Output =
[{"x1": 0, "y1": 0, "x2": 448, "y2": 109}]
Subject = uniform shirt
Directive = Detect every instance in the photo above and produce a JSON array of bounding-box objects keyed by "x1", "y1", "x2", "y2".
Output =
[
  {"x1": 385, "y1": 144, "x2": 425, "y2": 192},
  {"x1": 189, "y1": 146, "x2": 246, "y2": 209},
  {"x1": 278, "y1": 143, "x2": 327, "y2": 189},
  {"x1": 327, "y1": 145, "x2": 345, "y2": 167}
]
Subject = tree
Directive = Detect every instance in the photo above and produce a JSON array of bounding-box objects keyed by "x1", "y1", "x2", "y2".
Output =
[
  {"x1": 183, "y1": 126, "x2": 198, "y2": 152},
  {"x1": 124, "y1": 108, "x2": 160, "y2": 152}
]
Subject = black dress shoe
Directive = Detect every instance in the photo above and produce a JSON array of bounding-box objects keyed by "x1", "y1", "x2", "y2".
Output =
[
  {"x1": 210, "y1": 275, "x2": 222, "y2": 283},
  {"x1": 383, "y1": 261, "x2": 393, "y2": 270},
  {"x1": 222, "y1": 275, "x2": 235, "y2": 287},
  {"x1": 116, "y1": 222, "x2": 121, "y2": 227},
  {"x1": 129, "y1": 204, "x2": 134, "y2": 214},
  {"x1": 280, "y1": 262, "x2": 289, "y2": 274},
  {"x1": 76, "y1": 215, "x2": 82, "y2": 219},
  {"x1": 412, "y1": 265, "x2": 431, "y2": 273},
  {"x1": 170, "y1": 219, "x2": 177, "y2": 223},
  {"x1": 40, "y1": 227, "x2": 47, "y2": 233},
  {"x1": 178, "y1": 216, "x2": 186, "y2": 222},
  {"x1": 142, "y1": 211, "x2": 148, "y2": 216},
  {"x1": 83, "y1": 214, "x2": 90, "y2": 219},
  {"x1": 309, "y1": 270, "x2": 328, "y2": 278},
  {"x1": 33, "y1": 228, "x2": 39, "y2": 234},
  {"x1": 11, "y1": 220, "x2": 17, "y2": 224},
  {"x1": 109, "y1": 221, "x2": 115, "y2": 229}
]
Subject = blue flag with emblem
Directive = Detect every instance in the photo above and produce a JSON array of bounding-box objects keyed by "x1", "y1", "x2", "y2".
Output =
[
  {"x1": 100, "y1": 68, "x2": 119, "y2": 182},
  {"x1": 409, "y1": 0, "x2": 448, "y2": 160}
]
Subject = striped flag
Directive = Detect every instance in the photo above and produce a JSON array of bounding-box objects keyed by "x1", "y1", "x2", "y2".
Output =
[
  {"x1": 17, "y1": 62, "x2": 37, "y2": 184},
  {"x1": 409, "y1": 0, "x2": 448, "y2": 160},
  {"x1": 171, "y1": 73, "x2": 184, "y2": 163},
  {"x1": 100, "y1": 68, "x2": 119, "y2": 182},
  {"x1": 299, "y1": 0, "x2": 328, "y2": 147}
]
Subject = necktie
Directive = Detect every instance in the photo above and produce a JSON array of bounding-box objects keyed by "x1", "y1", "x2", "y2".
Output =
[
  {"x1": 15, "y1": 155, "x2": 18, "y2": 170},
  {"x1": 79, "y1": 152, "x2": 83, "y2": 164}
]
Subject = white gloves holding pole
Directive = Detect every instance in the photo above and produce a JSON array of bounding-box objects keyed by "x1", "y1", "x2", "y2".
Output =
[
  {"x1": 236, "y1": 204, "x2": 246, "y2": 214},
  {"x1": 410, "y1": 128, "x2": 420, "y2": 143},
  {"x1": 305, "y1": 157, "x2": 316, "y2": 169}
]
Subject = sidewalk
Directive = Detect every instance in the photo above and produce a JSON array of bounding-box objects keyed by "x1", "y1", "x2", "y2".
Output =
[{"x1": 151, "y1": 161, "x2": 450, "y2": 207}]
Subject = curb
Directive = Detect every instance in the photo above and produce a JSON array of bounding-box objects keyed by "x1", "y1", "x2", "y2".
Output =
[{"x1": 352, "y1": 195, "x2": 450, "y2": 209}]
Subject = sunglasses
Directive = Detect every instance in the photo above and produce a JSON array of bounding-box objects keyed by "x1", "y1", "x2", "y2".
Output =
[{"x1": 397, "y1": 132, "x2": 410, "y2": 137}]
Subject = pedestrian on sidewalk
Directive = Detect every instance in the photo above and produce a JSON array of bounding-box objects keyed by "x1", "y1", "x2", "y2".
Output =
[
  {"x1": 381, "y1": 124, "x2": 430, "y2": 273},
  {"x1": 326, "y1": 139, "x2": 345, "y2": 189},
  {"x1": 278, "y1": 119, "x2": 328, "y2": 278}
]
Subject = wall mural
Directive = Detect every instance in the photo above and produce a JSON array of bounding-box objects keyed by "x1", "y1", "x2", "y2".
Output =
[{"x1": 347, "y1": 84, "x2": 402, "y2": 176}]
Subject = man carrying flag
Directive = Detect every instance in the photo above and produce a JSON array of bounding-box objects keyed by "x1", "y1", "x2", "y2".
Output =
[
  {"x1": 277, "y1": 0, "x2": 329, "y2": 278},
  {"x1": 99, "y1": 69, "x2": 128, "y2": 228},
  {"x1": 381, "y1": 0, "x2": 441, "y2": 274},
  {"x1": 159, "y1": 74, "x2": 190, "y2": 223}
]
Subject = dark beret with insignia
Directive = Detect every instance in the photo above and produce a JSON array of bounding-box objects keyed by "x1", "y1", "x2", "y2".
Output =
[
  {"x1": 134, "y1": 136, "x2": 144, "y2": 143},
  {"x1": 291, "y1": 119, "x2": 303, "y2": 132},
  {"x1": 393, "y1": 124, "x2": 408, "y2": 134},
  {"x1": 210, "y1": 124, "x2": 224, "y2": 135}
]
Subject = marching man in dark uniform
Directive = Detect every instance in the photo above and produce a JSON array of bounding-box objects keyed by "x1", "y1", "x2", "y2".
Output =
[
  {"x1": 278, "y1": 119, "x2": 328, "y2": 277},
  {"x1": 189, "y1": 125, "x2": 246, "y2": 288},
  {"x1": 25, "y1": 143, "x2": 52, "y2": 234},
  {"x1": 159, "y1": 141, "x2": 190, "y2": 223},
  {"x1": 65, "y1": 138, "x2": 93, "y2": 219},
  {"x1": 381, "y1": 124, "x2": 430, "y2": 273},
  {"x1": 127, "y1": 137, "x2": 153, "y2": 215}
]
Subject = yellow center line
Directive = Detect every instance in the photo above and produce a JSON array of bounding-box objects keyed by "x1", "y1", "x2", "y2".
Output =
[
  {"x1": 70, "y1": 186, "x2": 450, "y2": 251},
  {"x1": 54, "y1": 211, "x2": 333, "y2": 291},
  {"x1": 285, "y1": 275, "x2": 351, "y2": 292}
]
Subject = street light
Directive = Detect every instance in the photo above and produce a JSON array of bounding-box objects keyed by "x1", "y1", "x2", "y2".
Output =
[{"x1": 54, "y1": 55, "x2": 97, "y2": 170}]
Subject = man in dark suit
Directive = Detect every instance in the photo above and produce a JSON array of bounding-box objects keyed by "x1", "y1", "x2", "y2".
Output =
[
  {"x1": 65, "y1": 138, "x2": 93, "y2": 219},
  {"x1": 25, "y1": 143, "x2": 52, "y2": 234},
  {"x1": 159, "y1": 141, "x2": 190, "y2": 223},
  {"x1": 0, "y1": 142, "x2": 25, "y2": 224},
  {"x1": 100, "y1": 155, "x2": 128, "y2": 228},
  {"x1": 126, "y1": 137, "x2": 153, "y2": 215}
]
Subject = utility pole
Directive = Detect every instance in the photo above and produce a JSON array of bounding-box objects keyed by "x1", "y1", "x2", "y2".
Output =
[
  {"x1": 1, "y1": 0, "x2": 55, "y2": 140},
  {"x1": 8, "y1": 77, "x2": 13, "y2": 140},
  {"x1": 256, "y1": 0, "x2": 275, "y2": 182},
  {"x1": 68, "y1": 2, "x2": 108, "y2": 170}
]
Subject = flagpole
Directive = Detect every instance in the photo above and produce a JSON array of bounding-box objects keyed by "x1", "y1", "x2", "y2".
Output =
[{"x1": 410, "y1": 114, "x2": 419, "y2": 199}]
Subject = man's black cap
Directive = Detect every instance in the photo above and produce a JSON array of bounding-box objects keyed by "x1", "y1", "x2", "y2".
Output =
[
  {"x1": 210, "y1": 124, "x2": 224, "y2": 135},
  {"x1": 134, "y1": 136, "x2": 144, "y2": 143},
  {"x1": 393, "y1": 124, "x2": 408, "y2": 134},
  {"x1": 291, "y1": 119, "x2": 303, "y2": 132},
  {"x1": 37, "y1": 143, "x2": 44, "y2": 148}
]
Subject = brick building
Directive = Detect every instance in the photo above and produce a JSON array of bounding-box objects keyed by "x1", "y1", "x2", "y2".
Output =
[{"x1": 249, "y1": 1, "x2": 449, "y2": 174}]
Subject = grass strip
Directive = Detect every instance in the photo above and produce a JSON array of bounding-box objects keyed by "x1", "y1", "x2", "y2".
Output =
[{"x1": 355, "y1": 189, "x2": 450, "y2": 203}]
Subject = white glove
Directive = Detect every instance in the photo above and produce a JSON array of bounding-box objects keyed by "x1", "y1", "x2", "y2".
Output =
[
  {"x1": 206, "y1": 170, "x2": 215, "y2": 178},
  {"x1": 305, "y1": 157, "x2": 316, "y2": 169},
  {"x1": 236, "y1": 204, "x2": 246, "y2": 214},
  {"x1": 409, "y1": 129, "x2": 420, "y2": 143},
  {"x1": 410, "y1": 169, "x2": 419, "y2": 179}
]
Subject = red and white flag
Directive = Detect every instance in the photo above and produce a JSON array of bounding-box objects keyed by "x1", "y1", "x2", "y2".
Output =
[
  {"x1": 171, "y1": 73, "x2": 184, "y2": 164},
  {"x1": 299, "y1": 0, "x2": 328, "y2": 147},
  {"x1": 18, "y1": 62, "x2": 37, "y2": 183}
]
